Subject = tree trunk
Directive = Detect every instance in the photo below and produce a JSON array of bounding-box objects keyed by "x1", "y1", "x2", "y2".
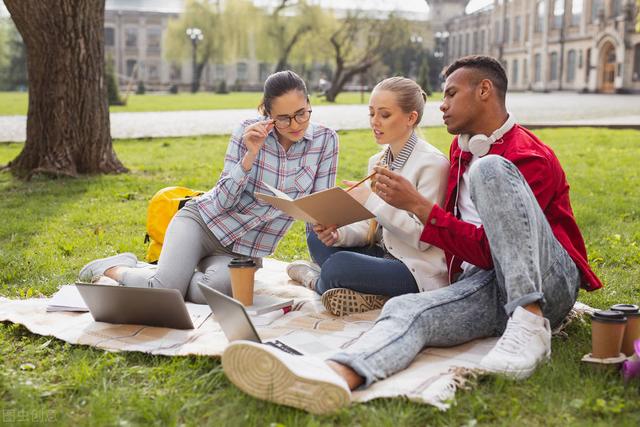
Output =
[{"x1": 4, "y1": 0, "x2": 127, "y2": 179}]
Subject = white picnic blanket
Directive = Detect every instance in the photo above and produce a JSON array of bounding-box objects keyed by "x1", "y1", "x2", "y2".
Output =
[{"x1": 0, "y1": 258, "x2": 589, "y2": 409}]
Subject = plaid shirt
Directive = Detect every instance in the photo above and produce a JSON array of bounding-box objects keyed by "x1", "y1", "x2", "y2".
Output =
[{"x1": 196, "y1": 118, "x2": 339, "y2": 257}]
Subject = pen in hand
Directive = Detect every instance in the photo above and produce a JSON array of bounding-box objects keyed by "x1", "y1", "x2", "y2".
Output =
[{"x1": 345, "y1": 171, "x2": 377, "y2": 193}]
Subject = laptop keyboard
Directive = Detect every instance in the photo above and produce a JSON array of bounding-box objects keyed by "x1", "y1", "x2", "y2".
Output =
[{"x1": 265, "y1": 340, "x2": 303, "y2": 356}]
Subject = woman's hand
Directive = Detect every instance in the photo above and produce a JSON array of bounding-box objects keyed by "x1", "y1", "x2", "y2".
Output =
[
  {"x1": 241, "y1": 120, "x2": 274, "y2": 171},
  {"x1": 313, "y1": 224, "x2": 339, "y2": 246},
  {"x1": 343, "y1": 180, "x2": 371, "y2": 205}
]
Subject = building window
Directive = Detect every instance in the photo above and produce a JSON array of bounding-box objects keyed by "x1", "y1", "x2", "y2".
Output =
[
  {"x1": 523, "y1": 58, "x2": 528, "y2": 83},
  {"x1": 550, "y1": 52, "x2": 558, "y2": 81},
  {"x1": 553, "y1": 0, "x2": 564, "y2": 29},
  {"x1": 503, "y1": 18, "x2": 510, "y2": 44},
  {"x1": 633, "y1": 44, "x2": 640, "y2": 81},
  {"x1": 126, "y1": 59, "x2": 137, "y2": 77},
  {"x1": 215, "y1": 64, "x2": 225, "y2": 79},
  {"x1": 147, "y1": 64, "x2": 159, "y2": 81},
  {"x1": 125, "y1": 28, "x2": 138, "y2": 49},
  {"x1": 567, "y1": 50, "x2": 576, "y2": 82},
  {"x1": 458, "y1": 35, "x2": 462, "y2": 58},
  {"x1": 465, "y1": 33, "x2": 470, "y2": 55},
  {"x1": 571, "y1": 0, "x2": 583, "y2": 26},
  {"x1": 514, "y1": 16, "x2": 521, "y2": 42},
  {"x1": 480, "y1": 30, "x2": 485, "y2": 52},
  {"x1": 512, "y1": 59, "x2": 519, "y2": 84},
  {"x1": 237, "y1": 62, "x2": 248, "y2": 81},
  {"x1": 104, "y1": 27, "x2": 115, "y2": 47},
  {"x1": 591, "y1": 0, "x2": 603, "y2": 22},
  {"x1": 524, "y1": 14, "x2": 530, "y2": 41},
  {"x1": 147, "y1": 28, "x2": 161, "y2": 53},
  {"x1": 534, "y1": 53, "x2": 541, "y2": 82},
  {"x1": 495, "y1": 20, "x2": 501, "y2": 43},
  {"x1": 611, "y1": 0, "x2": 622, "y2": 17},
  {"x1": 170, "y1": 63, "x2": 182, "y2": 81},
  {"x1": 472, "y1": 31, "x2": 478, "y2": 53},
  {"x1": 535, "y1": 1, "x2": 545, "y2": 33}
]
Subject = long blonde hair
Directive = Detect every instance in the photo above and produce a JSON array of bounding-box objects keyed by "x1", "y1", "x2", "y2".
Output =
[{"x1": 366, "y1": 77, "x2": 427, "y2": 245}]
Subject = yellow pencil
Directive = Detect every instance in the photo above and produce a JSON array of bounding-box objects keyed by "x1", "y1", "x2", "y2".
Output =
[{"x1": 345, "y1": 171, "x2": 377, "y2": 193}]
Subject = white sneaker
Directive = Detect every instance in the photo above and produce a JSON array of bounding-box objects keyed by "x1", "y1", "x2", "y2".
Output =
[
  {"x1": 285, "y1": 260, "x2": 321, "y2": 290},
  {"x1": 78, "y1": 253, "x2": 137, "y2": 283},
  {"x1": 222, "y1": 340, "x2": 351, "y2": 414},
  {"x1": 480, "y1": 306, "x2": 551, "y2": 380}
]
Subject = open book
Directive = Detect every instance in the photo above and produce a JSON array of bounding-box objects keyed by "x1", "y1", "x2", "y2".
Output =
[{"x1": 255, "y1": 182, "x2": 374, "y2": 227}]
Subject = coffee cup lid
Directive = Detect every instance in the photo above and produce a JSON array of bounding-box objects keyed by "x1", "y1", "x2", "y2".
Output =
[
  {"x1": 610, "y1": 304, "x2": 640, "y2": 315},
  {"x1": 592, "y1": 310, "x2": 627, "y2": 323},
  {"x1": 228, "y1": 257, "x2": 256, "y2": 267}
]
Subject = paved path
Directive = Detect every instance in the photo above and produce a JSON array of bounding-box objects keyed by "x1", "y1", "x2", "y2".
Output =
[{"x1": 0, "y1": 92, "x2": 638, "y2": 142}]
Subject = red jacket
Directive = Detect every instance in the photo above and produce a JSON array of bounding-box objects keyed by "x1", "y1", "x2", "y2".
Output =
[{"x1": 420, "y1": 124, "x2": 602, "y2": 291}]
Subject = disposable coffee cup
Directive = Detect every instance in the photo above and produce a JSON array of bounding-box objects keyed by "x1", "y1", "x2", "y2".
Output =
[
  {"x1": 610, "y1": 304, "x2": 640, "y2": 357},
  {"x1": 228, "y1": 257, "x2": 257, "y2": 306},
  {"x1": 591, "y1": 310, "x2": 627, "y2": 359}
]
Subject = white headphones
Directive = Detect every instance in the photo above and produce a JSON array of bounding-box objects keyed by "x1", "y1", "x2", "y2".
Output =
[{"x1": 457, "y1": 114, "x2": 516, "y2": 157}]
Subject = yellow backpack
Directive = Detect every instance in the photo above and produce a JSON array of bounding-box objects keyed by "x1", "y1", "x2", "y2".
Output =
[{"x1": 144, "y1": 186, "x2": 204, "y2": 263}]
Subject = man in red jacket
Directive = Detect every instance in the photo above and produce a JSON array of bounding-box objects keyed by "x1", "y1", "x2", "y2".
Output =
[{"x1": 221, "y1": 56, "x2": 602, "y2": 414}]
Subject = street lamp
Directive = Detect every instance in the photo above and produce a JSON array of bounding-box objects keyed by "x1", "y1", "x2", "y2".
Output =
[{"x1": 186, "y1": 27, "x2": 203, "y2": 93}]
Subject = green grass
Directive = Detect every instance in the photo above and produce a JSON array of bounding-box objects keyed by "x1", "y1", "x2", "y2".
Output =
[
  {"x1": 0, "y1": 90, "x2": 444, "y2": 115},
  {"x1": 0, "y1": 91, "x2": 373, "y2": 115},
  {"x1": 1, "y1": 127, "x2": 639, "y2": 426}
]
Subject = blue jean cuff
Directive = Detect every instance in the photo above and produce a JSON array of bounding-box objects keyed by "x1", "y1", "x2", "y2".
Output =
[
  {"x1": 504, "y1": 291, "x2": 545, "y2": 316},
  {"x1": 327, "y1": 352, "x2": 377, "y2": 389}
]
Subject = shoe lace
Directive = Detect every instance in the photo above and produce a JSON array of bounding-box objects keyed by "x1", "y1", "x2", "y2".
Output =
[{"x1": 493, "y1": 320, "x2": 536, "y2": 355}]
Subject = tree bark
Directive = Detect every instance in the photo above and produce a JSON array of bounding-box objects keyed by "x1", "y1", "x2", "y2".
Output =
[{"x1": 4, "y1": 0, "x2": 127, "y2": 179}]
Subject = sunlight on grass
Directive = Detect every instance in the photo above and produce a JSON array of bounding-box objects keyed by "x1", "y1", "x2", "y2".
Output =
[{"x1": 1, "y1": 127, "x2": 639, "y2": 425}]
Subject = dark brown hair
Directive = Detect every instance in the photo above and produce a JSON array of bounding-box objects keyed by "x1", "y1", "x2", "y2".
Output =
[
  {"x1": 444, "y1": 55, "x2": 508, "y2": 101},
  {"x1": 258, "y1": 70, "x2": 308, "y2": 115}
]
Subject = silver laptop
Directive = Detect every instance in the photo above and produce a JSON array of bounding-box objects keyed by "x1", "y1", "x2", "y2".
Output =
[
  {"x1": 199, "y1": 284, "x2": 337, "y2": 357},
  {"x1": 75, "y1": 283, "x2": 195, "y2": 330}
]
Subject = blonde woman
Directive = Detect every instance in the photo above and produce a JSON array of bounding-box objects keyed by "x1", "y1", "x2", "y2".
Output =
[{"x1": 287, "y1": 77, "x2": 449, "y2": 316}]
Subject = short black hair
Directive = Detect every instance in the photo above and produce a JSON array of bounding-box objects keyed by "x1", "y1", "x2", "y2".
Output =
[
  {"x1": 444, "y1": 55, "x2": 508, "y2": 100},
  {"x1": 258, "y1": 70, "x2": 308, "y2": 115}
]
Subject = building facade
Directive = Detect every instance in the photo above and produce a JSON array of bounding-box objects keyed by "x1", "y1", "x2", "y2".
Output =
[
  {"x1": 104, "y1": 0, "x2": 434, "y2": 92},
  {"x1": 445, "y1": 0, "x2": 640, "y2": 93}
]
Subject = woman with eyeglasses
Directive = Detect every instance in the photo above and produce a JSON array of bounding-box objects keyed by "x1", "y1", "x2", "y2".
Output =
[{"x1": 78, "y1": 70, "x2": 338, "y2": 303}]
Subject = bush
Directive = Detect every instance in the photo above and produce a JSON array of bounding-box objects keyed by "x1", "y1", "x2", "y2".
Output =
[
  {"x1": 106, "y1": 59, "x2": 124, "y2": 106},
  {"x1": 136, "y1": 81, "x2": 146, "y2": 95},
  {"x1": 169, "y1": 84, "x2": 178, "y2": 94},
  {"x1": 216, "y1": 80, "x2": 228, "y2": 94}
]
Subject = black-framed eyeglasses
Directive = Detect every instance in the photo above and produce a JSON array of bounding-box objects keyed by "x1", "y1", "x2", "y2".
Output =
[{"x1": 272, "y1": 109, "x2": 312, "y2": 129}]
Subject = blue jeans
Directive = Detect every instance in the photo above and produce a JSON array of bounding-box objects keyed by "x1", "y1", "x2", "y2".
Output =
[
  {"x1": 306, "y1": 231, "x2": 419, "y2": 296},
  {"x1": 329, "y1": 155, "x2": 581, "y2": 387}
]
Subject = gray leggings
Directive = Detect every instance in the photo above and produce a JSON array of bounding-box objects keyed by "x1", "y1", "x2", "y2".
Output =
[{"x1": 120, "y1": 202, "x2": 261, "y2": 304}]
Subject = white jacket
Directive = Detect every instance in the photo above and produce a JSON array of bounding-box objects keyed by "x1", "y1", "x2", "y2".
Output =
[{"x1": 334, "y1": 138, "x2": 449, "y2": 292}]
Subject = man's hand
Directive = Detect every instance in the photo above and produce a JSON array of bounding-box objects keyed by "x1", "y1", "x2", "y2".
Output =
[
  {"x1": 313, "y1": 224, "x2": 339, "y2": 246},
  {"x1": 373, "y1": 166, "x2": 434, "y2": 225}
]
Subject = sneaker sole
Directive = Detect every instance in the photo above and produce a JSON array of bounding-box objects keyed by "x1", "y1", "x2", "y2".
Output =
[
  {"x1": 482, "y1": 350, "x2": 551, "y2": 380},
  {"x1": 222, "y1": 342, "x2": 350, "y2": 415},
  {"x1": 321, "y1": 288, "x2": 389, "y2": 317}
]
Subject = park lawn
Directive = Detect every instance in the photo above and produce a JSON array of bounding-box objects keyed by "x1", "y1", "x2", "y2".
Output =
[
  {"x1": 0, "y1": 91, "x2": 371, "y2": 115},
  {"x1": 0, "y1": 127, "x2": 639, "y2": 426},
  {"x1": 0, "y1": 90, "x2": 444, "y2": 115}
]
